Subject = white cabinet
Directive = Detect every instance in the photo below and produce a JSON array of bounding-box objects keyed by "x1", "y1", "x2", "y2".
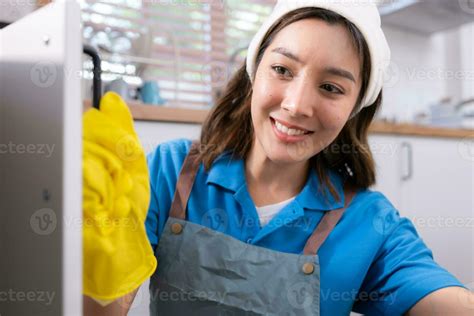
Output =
[{"x1": 369, "y1": 134, "x2": 474, "y2": 286}]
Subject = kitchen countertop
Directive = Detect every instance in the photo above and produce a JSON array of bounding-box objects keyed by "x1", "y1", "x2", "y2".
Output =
[
  {"x1": 368, "y1": 121, "x2": 473, "y2": 139},
  {"x1": 83, "y1": 100, "x2": 473, "y2": 139}
]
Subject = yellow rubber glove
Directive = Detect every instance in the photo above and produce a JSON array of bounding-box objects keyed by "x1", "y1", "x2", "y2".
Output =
[{"x1": 82, "y1": 91, "x2": 157, "y2": 304}]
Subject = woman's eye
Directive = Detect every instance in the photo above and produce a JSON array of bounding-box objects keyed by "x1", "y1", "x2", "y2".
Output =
[
  {"x1": 272, "y1": 66, "x2": 291, "y2": 78},
  {"x1": 321, "y1": 84, "x2": 343, "y2": 95}
]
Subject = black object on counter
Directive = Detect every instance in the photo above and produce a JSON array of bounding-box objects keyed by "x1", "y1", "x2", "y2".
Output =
[{"x1": 0, "y1": 21, "x2": 11, "y2": 29}]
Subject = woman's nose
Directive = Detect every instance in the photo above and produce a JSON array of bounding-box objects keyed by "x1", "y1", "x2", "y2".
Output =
[{"x1": 281, "y1": 78, "x2": 315, "y2": 117}]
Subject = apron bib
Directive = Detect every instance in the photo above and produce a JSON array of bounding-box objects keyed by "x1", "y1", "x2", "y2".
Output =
[{"x1": 149, "y1": 141, "x2": 355, "y2": 315}]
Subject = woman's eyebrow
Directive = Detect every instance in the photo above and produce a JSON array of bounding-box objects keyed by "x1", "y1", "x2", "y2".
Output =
[
  {"x1": 271, "y1": 47, "x2": 302, "y2": 64},
  {"x1": 271, "y1": 46, "x2": 356, "y2": 83},
  {"x1": 323, "y1": 67, "x2": 356, "y2": 83}
]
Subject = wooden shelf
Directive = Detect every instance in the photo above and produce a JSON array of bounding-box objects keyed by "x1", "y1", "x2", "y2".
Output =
[
  {"x1": 368, "y1": 121, "x2": 473, "y2": 139},
  {"x1": 83, "y1": 100, "x2": 473, "y2": 139}
]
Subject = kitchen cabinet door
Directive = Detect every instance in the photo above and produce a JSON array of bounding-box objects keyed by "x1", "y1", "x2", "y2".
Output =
[
  {"x1": 397, "y1": 136, "x2": 473, "y2": 285},
  {"x1": 369, "y1": 134, "x2": 473, "y2": 285},
  {"x1": 348, "y1": 135, "x2": 471, "y2": 316}
]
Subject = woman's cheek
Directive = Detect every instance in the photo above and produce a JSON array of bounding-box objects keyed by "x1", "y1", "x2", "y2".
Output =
[{"x1": 319, "y1": 103, "x2": 348, "y2": 130}]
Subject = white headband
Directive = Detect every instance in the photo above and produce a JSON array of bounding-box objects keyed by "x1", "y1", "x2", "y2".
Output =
[{"x1": 245, "y1": 0, "x2": 391, "y2": 118}]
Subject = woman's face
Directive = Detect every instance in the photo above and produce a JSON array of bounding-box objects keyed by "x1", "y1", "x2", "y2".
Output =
[{"x1": 250, "y1": 18, "x2": 362, "y2": 164}]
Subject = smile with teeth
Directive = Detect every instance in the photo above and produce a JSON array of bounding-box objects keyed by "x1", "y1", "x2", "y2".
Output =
[{"x1": 273, "y1": 119, "x2": 312, "y2": 136}]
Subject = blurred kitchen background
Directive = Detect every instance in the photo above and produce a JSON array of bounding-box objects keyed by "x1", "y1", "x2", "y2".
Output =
[
  {"x1": 1, "y1": 1, "x2": 472, "y2": 315},
  {"x1": 2, "y1": 0, "x2": 473, "y2": 127}
]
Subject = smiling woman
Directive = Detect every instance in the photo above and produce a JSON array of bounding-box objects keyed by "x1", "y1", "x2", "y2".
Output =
[
  {"x1": 249, "y1": 18, "x2": 363, "y2": 197},
  {"x1": 176, "y1": 3, "x2": 469, "y2": 316},
  {"x1": 198, "y1": 7, "x2": 375, "y2": 205},
  {"x1": 83, "y1": 1, "x2": 473, "y2": 316}
]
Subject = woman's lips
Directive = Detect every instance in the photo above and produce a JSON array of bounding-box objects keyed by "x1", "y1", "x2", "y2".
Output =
[{"x1": 270, "y1": 118, "x2": 313, "y2": 143}]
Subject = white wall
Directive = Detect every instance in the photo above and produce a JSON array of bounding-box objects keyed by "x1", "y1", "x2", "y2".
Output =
[
  {"x1": 378, "y1": 25, "x2": 446, "y2": 122},
  {"x1": 380, "y1": 22, "x2": 474, "y2": 123},
  {"x1": 135, "y1": 120, "x2": 201, "y2": 155},
  {"x1": 0, "y1": 0, "x2": 36, "y2": 23},
  {"x1": 460, "y1": 22, "x2": 474, "y2": 101}
]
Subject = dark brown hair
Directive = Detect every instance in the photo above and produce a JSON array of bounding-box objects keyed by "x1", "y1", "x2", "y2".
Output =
[{"x1": 196, "y1": 7, "x2": 382, "y2": 203}]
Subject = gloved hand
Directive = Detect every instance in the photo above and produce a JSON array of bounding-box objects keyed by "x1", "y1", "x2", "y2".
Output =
[{"x1": 82, "y1": 92, "x2": 157, "y2": 304}]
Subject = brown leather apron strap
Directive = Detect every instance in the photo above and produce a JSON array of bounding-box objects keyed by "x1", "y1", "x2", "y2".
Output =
[
  {"x1": 303, "y1": 188, "x2": 356, "y2": 255},
  {"x1": 169, "y1": 140, "x2": 201, "y2": 220}
]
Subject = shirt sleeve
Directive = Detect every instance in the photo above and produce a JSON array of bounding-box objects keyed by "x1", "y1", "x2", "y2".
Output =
[{"x1": 352, "y1": 214, "x2": 467, "y2": 316}]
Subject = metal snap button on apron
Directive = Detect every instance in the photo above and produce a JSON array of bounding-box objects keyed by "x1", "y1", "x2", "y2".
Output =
[
  {"x1": 171, "y1": 222, "x2": 183, "y2": 234},
  {"x1": 302, "y1": 262, "x2": 315, "y2": 275}
]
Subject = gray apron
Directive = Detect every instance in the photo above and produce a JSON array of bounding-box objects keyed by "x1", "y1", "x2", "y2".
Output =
[{"x1": 149, "y1": 141, "x2": 355, "y2": 315}]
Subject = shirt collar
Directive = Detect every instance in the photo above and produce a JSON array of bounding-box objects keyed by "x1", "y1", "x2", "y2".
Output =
[
  {"x1": 205, "y1": 151, "x2": 346, "y2": 211},
  {"x1": 206, "y1": 150, "x2": 245, "y2": 191}
]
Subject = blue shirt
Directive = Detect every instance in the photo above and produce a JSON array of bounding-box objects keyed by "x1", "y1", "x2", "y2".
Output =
[{"x1": 145, "y1": 138, "x2": 465, "y2": 315}]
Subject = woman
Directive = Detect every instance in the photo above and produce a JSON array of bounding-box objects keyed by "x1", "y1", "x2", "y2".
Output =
[{"x1": 84, "y1": 0, "x2": 473, "y2": 315}]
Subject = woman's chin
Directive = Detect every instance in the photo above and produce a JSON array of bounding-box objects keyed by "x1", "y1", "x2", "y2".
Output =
[
  {"x1": 263, "y1": 138, "x2": 316, "y2": 163},
  {"x1": 263, "y1": 146, "x2": 309, "y2": 165}
]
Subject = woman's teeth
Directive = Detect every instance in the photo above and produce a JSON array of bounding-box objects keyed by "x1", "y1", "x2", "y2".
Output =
[{"x1": 274, "y1": 120, "x2": 308, "y2": 136}]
